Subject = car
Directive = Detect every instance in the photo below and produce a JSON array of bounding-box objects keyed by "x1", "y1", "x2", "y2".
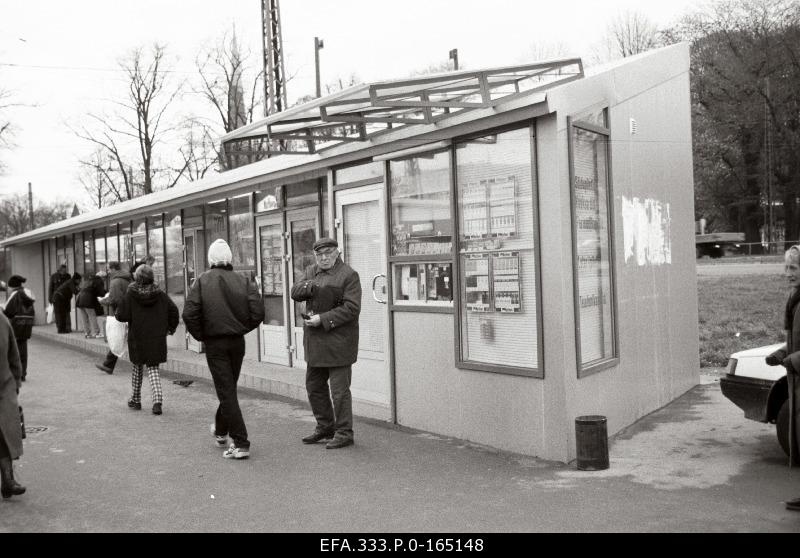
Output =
[{"x1": 720, "y1": 343, "x2": 795, "y2": 459}]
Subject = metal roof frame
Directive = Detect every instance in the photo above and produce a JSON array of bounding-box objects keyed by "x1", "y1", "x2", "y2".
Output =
[{"x1": 222, "y1": 57, "x2": 583, "y2": 154}]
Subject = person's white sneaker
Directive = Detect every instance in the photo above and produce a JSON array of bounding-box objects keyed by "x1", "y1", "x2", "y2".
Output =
[{"x1": 222, "y1": 444, "x2": 250, "y2": 459}]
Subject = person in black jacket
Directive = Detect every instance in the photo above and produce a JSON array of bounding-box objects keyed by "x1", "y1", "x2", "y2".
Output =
[
  {"x1": 53, "y1": 273, "x2": 81, "y2": 334},
  {"x1": 182, "y1": 239, "x2": 264, "y2": 459},
  {"x1": 76, "y1": 273, "x2": 107, "y2": 338},
  {"x1": 96, "y1": 262, "x2": 132, "y2": 374},
  {"x1": 2, "y1": 275, "x2": 35, "y2": 382},
  {"x1": 115, "y1": 265, "x2": 179, "y2": 416},
  {"x1": 48, "y1": 264, "x2": 70, "y2": 304}
]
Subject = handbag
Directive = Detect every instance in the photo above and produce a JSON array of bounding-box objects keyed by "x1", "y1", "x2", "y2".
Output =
[
  {"x1": 46, "y1": 303, "x2": 55, "y2": 324},
  {"x1": 105, "y1": 315, "x2": 128, "y2": 357}
]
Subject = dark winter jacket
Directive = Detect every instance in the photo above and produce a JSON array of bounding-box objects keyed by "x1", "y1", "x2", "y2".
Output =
[
  {"x1": 115, "y1": 282, "x2": 179, "y2": 366},
  {"x1": 99, "y1": 269, "x2": 132, "y2": 314},
  {"x1": 48, "y1": 270, "x2": 70, "y2": 303},
  {"x1": 290, "y1": 257, "x2": 361, "y2": 367},
  {"x1": 3, "y1": 287, "x2": 36, "y2": 340},
  {"x1": 76, "y1": 274, "x2": 107, "y2": 315},
  {"x1": 182, "y1": 265, "x2": 264, "y2": 341},
  {"x1": 53, "y1": 276, "x2": 80, "y2": 301},
  {"x1": 0, "y1": 312, "x2": 23, "y2": 460}
]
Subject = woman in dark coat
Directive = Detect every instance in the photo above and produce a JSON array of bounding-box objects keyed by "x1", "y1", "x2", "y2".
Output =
[
  {"x1": 767, "y1": 245, "x2": 800, "y2": 511},
  {"x1": 115, "y1": 265, "x2": 178, "y2": 415},
  {"x1": 76, "y1": 273, "x2": 107, "y2": 338},
  {"x1": 0, "y1": 311, "x2": 25, "y2": 498}
]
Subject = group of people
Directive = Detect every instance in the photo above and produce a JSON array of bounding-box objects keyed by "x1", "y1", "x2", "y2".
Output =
[{"x1": 0, "y1": 234, "x2": 362, "y2": 498}]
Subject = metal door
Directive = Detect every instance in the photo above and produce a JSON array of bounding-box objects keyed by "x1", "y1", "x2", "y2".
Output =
[
  {"x1": 256, "y1": 214, "x2": 291, "y2": 366},
  {"x1": 286, "y1": 208, "x2": 320, "y2": 368}
]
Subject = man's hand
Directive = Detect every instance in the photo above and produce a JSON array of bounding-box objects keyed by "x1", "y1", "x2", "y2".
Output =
[
  {"x1": 304, "y1": 314, "x2": 322, "y2": 328},
  {"x1": 766, "y1": 354, "x2": 782, "y2": 366},
  {"x1": 784, "y1": 357, "x2": 798, "y2": 375}
]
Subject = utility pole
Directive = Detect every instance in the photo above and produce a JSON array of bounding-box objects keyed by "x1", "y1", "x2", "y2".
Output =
[
  {"x1": 765, "y1": 77, "x2": 774, "y2": 253},
  {"x1": 27, "y1": 182, "x2": 33, "y2": 230},
  {"x1": 449, "y1": 48, "x2": 459, "y2": 71},
  {"x1": 314, "y1": 37, "x2": 324, "y2": 98}
]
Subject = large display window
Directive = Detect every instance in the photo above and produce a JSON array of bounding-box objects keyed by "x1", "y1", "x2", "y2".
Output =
[
  {"x1": 106, "y1": 225, "x2": 119, "y2": 266},
  {"x1": 569, "y1": 111, "x2": 617, "y2": 374},
  {"x1": 455, "y1": 127, "x2": 540, "y2": 374},
  {"x1": 93, "y1": 228, "x2": 107, "y2": 274},
  {"x1": 230, "y1": 194, "x2": 255, "y2": 279},
  {"x1": 119, "y1": 221, "x2": 132, "y2": 272},
  {"x1": 204, "y1": 199, "x2": 228, "y2": 271},
  {"x1": 164, "y1": 211, "x2": 184, "y2": 313},
  {"x1": 132, "y1": 219, "x2": 147, "y2": 263}
]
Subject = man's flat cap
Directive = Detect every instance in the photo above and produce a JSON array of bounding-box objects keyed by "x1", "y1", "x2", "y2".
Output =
[{"x1": 313, "y1": 237, "x2": 338, "y2": 252}]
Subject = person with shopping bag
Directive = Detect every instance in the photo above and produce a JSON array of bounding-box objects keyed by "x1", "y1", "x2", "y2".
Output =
[
  {"x1": 2, "y1": 275, "x2": 35, "y2": 382},
  {"x1": 95, "y1": 262, "x2": 132, "y2": 374},
  {"x1": 115, "y1": 265, "x2": 179, "y2": 415}
]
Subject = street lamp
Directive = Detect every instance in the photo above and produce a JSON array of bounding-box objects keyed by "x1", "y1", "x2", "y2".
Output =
[{"x1": 315, "y1": 37, "x2": 324, "y2": 98}]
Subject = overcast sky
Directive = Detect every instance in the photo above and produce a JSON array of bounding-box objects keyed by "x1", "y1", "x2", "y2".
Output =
[{"x1": 0, "y1": 0, "x2": 701, "y2": 206}]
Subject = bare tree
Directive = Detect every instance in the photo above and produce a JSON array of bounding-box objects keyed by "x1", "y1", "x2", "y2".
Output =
[
  {"x1": 0, "y1": 192, "x2": 72, "y2": 239},
  {"x1": 591, "y1": 10, "x2": 661, "y2": 64},
  {"x1": 72, "y1": 43, "x2": 184, "y2": 204},
  {"x1": 0, "y1": 87, "x2": 21, "y2": 174}
]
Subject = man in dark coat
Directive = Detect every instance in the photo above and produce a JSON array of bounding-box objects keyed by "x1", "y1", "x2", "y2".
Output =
[
  {"x1": 182, "y1": 239, "x2": 263, "y2": 460},
  {"x1": 96, "y1": 262, "x2": 132, "y2": 374},
  {"x1": 53, "y1": 273, "x2": 80, "y2": 334},
  {"x1": 0, "y1": 310, "x2": 25, "y2": 498},
  {"x1": 115, "y1": 265, "x2": 179, "y2": 415},
  {"x1": 290, "y1": 237, "x2": 361, "y2": 449},
  {"x1": 48, "y1": 264, "x2": 70, "y2": 304},
  {"x1": 2, "y1": 275, "x2": 35, "y2": 381}
]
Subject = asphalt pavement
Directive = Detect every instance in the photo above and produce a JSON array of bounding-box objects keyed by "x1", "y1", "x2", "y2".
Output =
[{"x1": 1, "y1": 338, "x2": 800, "y2": 533}]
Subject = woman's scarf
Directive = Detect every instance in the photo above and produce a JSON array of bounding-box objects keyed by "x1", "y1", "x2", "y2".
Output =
[{"x1": 785, "y1": 287, "x2": 800, "y2": 331}]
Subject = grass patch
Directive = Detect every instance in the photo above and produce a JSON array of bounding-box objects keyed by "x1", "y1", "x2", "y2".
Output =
[{"x1": 698, "y1": 274, "x2": 787, "y2": 367}]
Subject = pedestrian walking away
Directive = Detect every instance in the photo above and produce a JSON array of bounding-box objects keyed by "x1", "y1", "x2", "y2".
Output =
[
  {"x1": 115, "y1": 265, "x2": 179, "y2": 416},
  {"x1": 290, "y1": 236, "x2": 361, "y2": 450},
  {"x1": 765, "y1": 244, "x2": 800, "y2": 511},
  {"x1": 52, "y1": 273, "x2": 81, "y2": 334},
  {"x1": 2, "y1": 275, "x2": 36, "y2": 382},
  {"x1": 76, "y1": 271, "x2": 107, "y2": 339},
  {"x1": 182, "y1": 238, "x2": 264, "y2": 460},
  {"x1": 96, "y1": 262, "x2": 132, "y2": 374},
  {"x1": 0, "y1": 310, "x2": 26, "y2": 499}
]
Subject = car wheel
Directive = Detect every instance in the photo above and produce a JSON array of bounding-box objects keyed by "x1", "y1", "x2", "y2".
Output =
[{"x1": 776, "y1": 399, "x2": 800, "y2": 464}]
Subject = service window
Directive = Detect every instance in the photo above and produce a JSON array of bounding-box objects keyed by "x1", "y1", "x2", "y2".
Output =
[
  {"x1": 569, "y1": 110, "x2": 618, "y2": 375},
  {"x1": 454, "y1": 127, "x2": 541, "y2": 375},
  {"x1": 388, "y1": 150, "x2": 454, "y2": 308}
]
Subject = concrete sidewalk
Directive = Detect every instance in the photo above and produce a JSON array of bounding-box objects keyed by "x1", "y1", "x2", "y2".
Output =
[{"x1": 2, "y1": 338, "x2": 800, "y2": 532}]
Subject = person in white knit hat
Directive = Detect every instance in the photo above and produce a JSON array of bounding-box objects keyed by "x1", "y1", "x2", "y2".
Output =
[{"x1": 182, "y1": 238, "x2": 264, "y2": 459}]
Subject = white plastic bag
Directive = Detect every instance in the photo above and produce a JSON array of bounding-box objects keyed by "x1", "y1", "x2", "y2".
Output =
[
  {"x1": 46, "y1": 303, "x2": 55, "y2": 324},
  {"x1": 105, "y1": 315, "x2": 128, "y2": 357}
]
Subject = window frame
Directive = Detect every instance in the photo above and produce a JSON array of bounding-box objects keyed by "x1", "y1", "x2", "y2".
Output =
[
  {"x1": 567, "y1": 110, "x2": 620, "y2": 378},
  {"x1": 451, "y1": 123, "x2": 544, "y2": 379}
]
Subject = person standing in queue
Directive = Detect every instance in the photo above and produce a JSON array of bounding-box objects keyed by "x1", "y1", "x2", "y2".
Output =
[
  {"x1": 115, "y1": 265, "x2": 179, "y2": 416},
  {"x1": 0, "y1": 309, "x2": 25, "y2": 499},
  {"x1": 182, "y1": 239, "x2": 264, "y2": 460},
  {"x1": 766, "y1": 245, "x2": 800, "y2": 511},
  {"x1": 2, "y1": 275, "x2": 35, "y2": 382},
  {"x1": 95, "y1": 261, "x2": 133, "y2": 374},
  {"x1": 52, "y1": 273, "x2": 81, "y2": 334},
  {"x1": 48, "y1": 264, "x2": 70, "y2": 306},
  {"x1": 290, "y1": 237, "x2": 361, "y2": 450}
]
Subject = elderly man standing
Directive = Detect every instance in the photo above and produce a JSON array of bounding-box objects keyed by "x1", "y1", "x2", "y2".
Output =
[{"x1": 290, "y1": 237, "x2": 361, "y2": 449}]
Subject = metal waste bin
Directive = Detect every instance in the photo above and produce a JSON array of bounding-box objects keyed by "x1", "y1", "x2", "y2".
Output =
[{"x1": 575, "y1": 415, "x2": 609, "y2": 470}]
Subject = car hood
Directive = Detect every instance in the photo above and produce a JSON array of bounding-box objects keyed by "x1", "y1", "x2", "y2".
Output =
[
  {"x1": 730, "y1": 343, "x2": 785, "y2": 359},
  {"x1": 729, "y1": 343, "x2": 786, "y2": 382}
]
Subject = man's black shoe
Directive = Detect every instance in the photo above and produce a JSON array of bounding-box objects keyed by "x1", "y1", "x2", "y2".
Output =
[
  {"x1": 326, "y1": 437, "x2": 354, "y2": 450},
  {"x1": 96, "y1": 364, "x2": 113, "y2": 374},
  {"x1": 302, "y1": 430, "x2": 335, "y2": 444}
]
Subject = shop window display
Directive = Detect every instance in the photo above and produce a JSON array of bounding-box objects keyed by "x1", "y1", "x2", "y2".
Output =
[
  {"x1": 147, "y1": 214, "x2": 165, "y2": 287},
  {"x1": 164, "y1": 212, "x2": 184, "y2": 313},
  {"x1": 456, "y1": 127, "x2": 539, "y2": 372},
  {"x1": 571, "y1": 117, "x2": 616, "y2": 370}
]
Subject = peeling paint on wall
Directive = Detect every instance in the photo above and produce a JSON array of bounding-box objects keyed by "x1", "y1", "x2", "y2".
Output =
[{"x1": 622, "y1": 196, "x2": 671, "y2": 266}]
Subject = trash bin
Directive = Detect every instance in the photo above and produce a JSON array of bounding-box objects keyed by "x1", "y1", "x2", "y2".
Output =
[{"x1": 575, "y1": 415, "x2": 609, "y2": 470}]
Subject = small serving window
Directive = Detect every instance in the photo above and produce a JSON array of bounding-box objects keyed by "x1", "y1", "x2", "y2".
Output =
[{"x1": 392, "y1": 262, "x2": 453, "y2": 306}]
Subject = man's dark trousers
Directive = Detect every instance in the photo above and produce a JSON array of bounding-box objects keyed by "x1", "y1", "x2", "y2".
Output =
[
  {"x1": 306, "y1": 365, "x2": 353, "y2": 440},
  {"x1": 205, "y1": 336, "x2": 249, "y2": 449},
  {"x1": 16, "y1": 338, "x2": 27, "y2": 380},
  {"x1": 53, "y1": 294, "x2": 71, "y2": 333}
]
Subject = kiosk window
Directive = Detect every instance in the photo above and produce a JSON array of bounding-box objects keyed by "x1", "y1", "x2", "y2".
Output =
[
  {"x1": 455, "y1": 127, "x2": 539, "y2": 373},
  {"x1": 570, "y1": 118, "x2": 616, "y2": 372},
  {"x1": 389, "y1": 151, "x2": 452, "y2": 257},
  {"x1": 392, "y1": 262, "x2": 453, "y2": 306}
]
